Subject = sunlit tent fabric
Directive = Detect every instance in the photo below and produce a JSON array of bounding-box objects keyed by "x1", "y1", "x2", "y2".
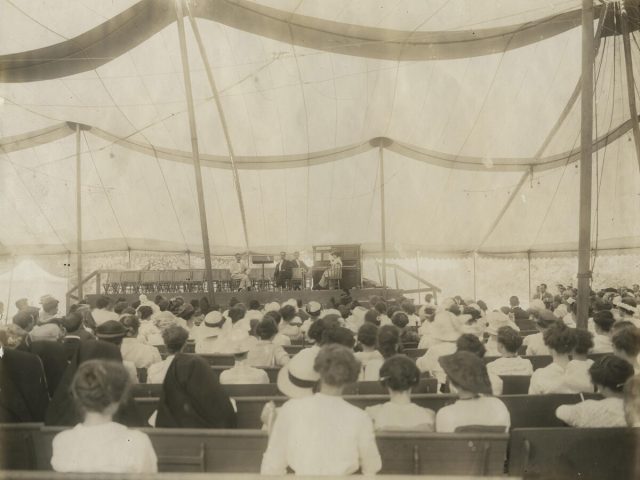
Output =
[{"x1": 0, "y1": 0, "x2": 639, "y2": 257}]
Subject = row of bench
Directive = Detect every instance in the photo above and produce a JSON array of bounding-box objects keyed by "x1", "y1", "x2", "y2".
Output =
[
  {"x1": 2, "y1": 423, "x2": 638, "y2": 478},
  {"x1": 132, "y1": 393, "x2": 600, "y2": 430}
]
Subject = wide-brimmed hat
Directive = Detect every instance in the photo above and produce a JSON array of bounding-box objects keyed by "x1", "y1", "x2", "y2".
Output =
[
  {"x1": 439, "y1": 351, "x2": 492, "y2": 395},
  {"x1": 96, "y1": 320, "x2": 127, "y2": 339},
  {"x1": 486, "y1": 311, "x2": 520, "y2": 336},
  {"x1": 264, "y1": 302, "x2": 281, "y2": 313},
  {"x1": 277, "y1": 347, "x2": 320, "y2": 398}
]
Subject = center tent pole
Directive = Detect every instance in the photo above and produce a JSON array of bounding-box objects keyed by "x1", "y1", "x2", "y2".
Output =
[
  {"x1": 185, "y1": 3, "x2": 251, "y2": 261},
  {"x1": 576, "y1": 0, "x2": 595, "y2": 330},
  {"x1": 370, "y1": 138, "x2": 392, "y2": 289},
  {"x1": 75, "y1": 123, "x2": 83, "y2": 301},
  {"x1": 174, "y1": 0, "x2": 215, "y2": 303}
]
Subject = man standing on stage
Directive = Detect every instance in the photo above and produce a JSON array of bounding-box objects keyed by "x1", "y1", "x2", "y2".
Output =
[
  {"x1": 291, "y1": 251, "x2": 308, "y2": 290},
  {"x1": 230, "y1": 253, "x2": 251, "y2": 291},
  {"x1": 274, "y1": 251, "x2": 293, "y2": 289}
]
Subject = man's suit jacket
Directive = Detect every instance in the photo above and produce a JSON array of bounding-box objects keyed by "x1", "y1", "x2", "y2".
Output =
[{"x1": 274, "y1": 259, "x2": 294, "y2": 281}]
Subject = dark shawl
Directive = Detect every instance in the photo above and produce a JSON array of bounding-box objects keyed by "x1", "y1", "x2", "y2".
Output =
[
  {"x1": 156, "y1": 353, "x2": 236, "y2": 428},
  {"x1": 18, "y1": 339, "x2": 68, "y2": 397},
  {"x1": 0, "y1": 347, "x2": 50, "y2": 422},
  {"x1": 45, "y1": 340, "x2": 144, "y2": 426}
]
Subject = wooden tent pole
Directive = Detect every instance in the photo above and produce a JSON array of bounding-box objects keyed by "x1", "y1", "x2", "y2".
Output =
[
  {"x1": 76, "y1": 124, "x2": 83, "y2": 300},
  {"x1": 577, "y1": 0, "x2": 594, "y2": 330},
  {"x1": 174, "y1": 0, "x2": 215, "y2": 303},
  {"x1": 379, "y1": 144, "x2": 387, "y2": 289},
  {"x1": 621, "y1": 4, "x2": 640, "y2": 172}
]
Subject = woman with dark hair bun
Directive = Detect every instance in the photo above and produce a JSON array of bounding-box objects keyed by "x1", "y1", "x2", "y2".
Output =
[
  {"x1": 261, "y1": 345, "x2": 381, "y2": 475},
  {"x1": 363, "y1": 325, "x2": 401, "y2": 380},
  {"x1": 528, "y1": 321, "x2": 576, "y2": 394},
  {"x1": 51, "y1": 360, "x2": 157, "y2": 473},
  {"x1": 556, "y1": 355, "x2": 634, "y2": 427},
  {"x1": 365, "y1": 355, "x2": 435, "y2": 431}
]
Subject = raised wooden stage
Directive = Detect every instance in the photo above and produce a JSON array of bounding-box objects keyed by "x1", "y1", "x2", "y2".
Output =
[{"x1": 86, "y1": 288, "x2": 405, "y2": 307}]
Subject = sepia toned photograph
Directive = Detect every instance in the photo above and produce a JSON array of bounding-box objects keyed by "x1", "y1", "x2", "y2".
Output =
[{"x1": 0, "y1": 1, "x2": 639, "y2": 479}]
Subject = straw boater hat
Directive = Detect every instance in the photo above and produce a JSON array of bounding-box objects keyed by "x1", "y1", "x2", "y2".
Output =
[
  {"x1": 202, "y1": 311, "x2": 225, "y2": 336},
  {"x1": 306, "y1": 301, "x2": 322, "y2": 316},
  {"x1": 439, "y1": 351, "x2": 492, "y2": 395},
  {"x1": 277, "y1": 347, "x2": 321, "y2": 398},
  {"x1": 485, "y1": 311, "x2": 520, "y2": 336}
]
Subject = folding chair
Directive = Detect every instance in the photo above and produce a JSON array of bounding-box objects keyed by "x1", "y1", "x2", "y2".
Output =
[{"x1": 326, "y1": 264, "x2": 342, "y2": 289}]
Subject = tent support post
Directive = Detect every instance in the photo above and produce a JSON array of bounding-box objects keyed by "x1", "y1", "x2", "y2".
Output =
[
  {"x1": 621, "y1": 5, "x2": 640, "y2": 173},
  {"x1": 76, "y1": 124, "x2": 83, "y2": 301},
  {"x1": 472, "y1": 252, "x2": 477, "y2": 300},
  {"x1": 527, "y1": 251, "x2": 532, "y2": 300},
  {"x1": 186, "y1": 5, "x2": 251, "y2": 257},
  {"x1": 577, "y1": 0, "x2": 594, "y2": 330},
  {"x1": 379, "y1": 144, "x2": 387, "y2": 289},
  {"x1": 174, "y1": 0, "x2": 215, "y2": 303}
]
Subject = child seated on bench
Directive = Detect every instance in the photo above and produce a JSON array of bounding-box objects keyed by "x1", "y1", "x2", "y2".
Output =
[
  {"x1": 556, "y1": 355, "x2": 634, "y2": 428},
  {"x1": 261, "y1": 344, "x2": 381, "y2": 475},
  {"x1": 51, "y1": 360, "x2": 157, "y2": 473},
  {"x1": 365, "y1": 355, "x2": 435, "y2": 431},
  {"x1": 486, "y1": 326, "x2": 533, "y2": 377},
  {"x1": 435, "y1": 351, "x2": 510, "y2": 433}
]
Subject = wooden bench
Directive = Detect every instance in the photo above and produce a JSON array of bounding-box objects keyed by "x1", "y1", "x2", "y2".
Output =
[
  {"x1": 0, "y1": 423, "x2": 41, "y2": 470},
  {"x1": 134, "y1": 393, "x2": 600, "y2": 430},
  {"x1": 508, "y1": 427, "x2": 640, "y2": 479},
  {"x1": 499, "y1": 375, "x2": 531, "y2": 395},
  {"x1": 31, "y1": 426, "x2": 507, "y2": 476}
]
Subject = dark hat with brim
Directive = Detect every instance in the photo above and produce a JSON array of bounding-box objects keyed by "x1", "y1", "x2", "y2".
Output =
[
  {"x1": 96, "y1": 320, "x2": 127, "y2": 339},
  {"x1": 439, "y1": 351, "x2": 492, "y2": 395}
]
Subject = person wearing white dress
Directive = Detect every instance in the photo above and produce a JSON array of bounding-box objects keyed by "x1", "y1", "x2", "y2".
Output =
[
  {"x1": 455, "y1": 334, "x2": 503, "y2": 395},
  {"x1": 219, "y1": 330, "x2": 268, "y2": 385},
  {"x1": 120, "y1": 315, "x2": 162, "y2": 370},
  {"x1": 529, "y1": 322, "x2": 576, "y2": 395},
  {"x1": 591, "y1": 310, "x2": 616, "y2": 354},
  {"x1": 247, "y1": 318, "x2": 290, "y2": 368},
  {"x1": 556, "y1": 355, "x2": 634, "y2": 427},
  {"x1": 486, "y1": 326, "x2": 534, "y2": 377},
  {"x1": 51, "y1": 360, "x2": 157, "y2": 473},
  {"x1": 523, "y1": 309, "x2": 558, "y2": 356},
  {"x1": 484, "y1": 311, "x2": 520, "y2": 358},
  {"x1": 363, "y1": 325, "x2": 401, "y2": 381},
  {"x1": 354, "y1": 323, "x2": 383, "y2": 380},
  {"x1": 563, "y1": 328, "x2": 595, "y2": 393},
  {"x1": 261, "y1": 344, "x2": 381, "y2": 475},
  {"x1": 435, "y1": 351, "x2": 510, "y2": 433},
  {"x1": 366, "y1": 355, "x2": 435, "y2": 431},
  {"x1": 147, "y1": 325, "x2": 189, "y2": 384}
]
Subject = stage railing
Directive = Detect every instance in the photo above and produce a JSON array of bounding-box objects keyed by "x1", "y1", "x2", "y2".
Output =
[{"x1": 375, "y1": 261, "x2": 441, "y2": 303}]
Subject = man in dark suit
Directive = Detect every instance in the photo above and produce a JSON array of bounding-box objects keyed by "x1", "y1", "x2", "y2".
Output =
[{"x1": 274, "y1": 251, "x2": 293, "y2": 289}]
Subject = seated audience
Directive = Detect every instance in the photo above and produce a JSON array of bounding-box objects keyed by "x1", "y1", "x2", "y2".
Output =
[
  {"x1": 248, "y1": 318, "x2": 290, "y2": 367},
  {"x1": 524, "y1": 309, "x2": 558, "y2": 356},
  {"x1": 564, "y1": 328, "x2": 595, "y2": 393},
  {"x1": 279, "y1": 305, "x2": 303, "y2": 341},
  {"x1": 375, "y1": 302, "x2": 391, "y2": 326},
  {"x1": 147, "y1": 325, "x2": 189, "y2": 384},
  {"x1": 592, "y1": 310, "x2": 616, "y2": 353},
  {"x1": 529, "y1": 322, "x2": 576, "y2": 394},
  {"x1": 456, "y1": 334, "x2": 503, "y2": 395},
  {"x1": 51, "y1": 360, "x2": 157, "y2": 473},
  {"x1": 486, "y1": 326, "x2": 533, "y2": 376},
  {"x1": 155, "y1": 353, "x2": 236, "y2": 428},
  {"x1": 261, "y1": 344, "x2": 381, "y2": 475},
  {"x1": 366, "y1": 355, "x2": 435, "y2": 431},
  {"x1": 400, "y1": 301, "x2": 421, "y2": 328},
  {"x1": 435, "y1": 351, "x2": 510, "y2": 432},
  {"x1": 38, "y1": 294, "x2": 61, "y2": 325},
  {"x1": 510, "y1": 295, "x2": 535, "y2": 330},
  {"x1": 364, "y1": 325, "x2": 401, "y2": 381},
  {"x1": 92, "y1": 296, "x2": 118, "y2": 326},
  {"x1": 354, "y1": 323, "x2": 382, "y2": 378},
  {"x1": 264, "y1": 311, "x2": 292, "y2": 347},
  {"x1": 95, "y1": 321, "x2": 138, "y2": 383},
  {"x1": 120, "y1": 315, "x2": 162, "y2": 369},
  {"x1": 220, "y1": 332, "x2": 268, "y2": 385},
  {"x1": 0, "y1": 326, "x2": 50, "y2": 422},
  {"x1": 391, "y1": 311, "x2": 420, "y2": 346},
  {"x1": 484, "y1": 311, "x2": 520, "y2": 356},
  {"x1": 418, "y1": 298, "x2": 465, "y2": 349},
  {"x1": 61, "y1": 311, "x2": 95, "y2": 360},
  {"x1": 194, "y1": 311, "x2": 226, "y2": 354},
  {"x1": 612, "y1": 326, "x2": 640, "y2": 373},
  {"x1": 556, "y1": 355, "x2": 634, "y2": 428},
  {"x1": 623, "y1": 374, "x2": 640, "y2": 427},
  {"x1": 301, "y1": 301, "x2": 322, "y2": 336}
]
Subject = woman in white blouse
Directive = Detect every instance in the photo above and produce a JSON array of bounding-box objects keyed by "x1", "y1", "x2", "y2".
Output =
[
  {"x1": 261, "y1": 344, "x2": 381, "y2": 475},
  {"x1": 528, "y1": 321, "x2": 576, "y2": 395},
  {"x1": 366, "y1": 355, "x2": 435, "y2": 431},
  {"x1": 556, "y1": 355, "x2": 634, "y2": 427}
]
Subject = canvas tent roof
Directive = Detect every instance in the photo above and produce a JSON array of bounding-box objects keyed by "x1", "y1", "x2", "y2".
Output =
[{"x1": 0, "y1": 0, "x2": 639, "y2": 257}]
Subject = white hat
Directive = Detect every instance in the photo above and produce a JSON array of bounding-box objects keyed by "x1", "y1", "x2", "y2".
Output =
[
  {"x1": 228, "y1": 329, "x2": 255, "y2": 355},
  {"x1": 320, "y1": 308, "x2": 341, "y2": 318},
  {"x1": 277, "y1": 347, "x2": 320, "y2": 398},
  {"x1": 264, "y1": 302, "x2": 280, "y2": 313},
  {"x1": 30, "y1": 323, "x2": 61, "y2": 341},
  {"x1": 485, "y1": 311, "x2": 520, "y2": 336},
  {"x1": 306, "y1": 301, "x2": 322, "y2": 315},
  {"x1": 284, "y1": 298, "x2": 297, "y2": 308},
  {"x1": 39, "y1": 294, "x2": 59, "y2": 305},
  {"x1": 203, "y1": 311, "x2": 225, "y2": 336}
]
